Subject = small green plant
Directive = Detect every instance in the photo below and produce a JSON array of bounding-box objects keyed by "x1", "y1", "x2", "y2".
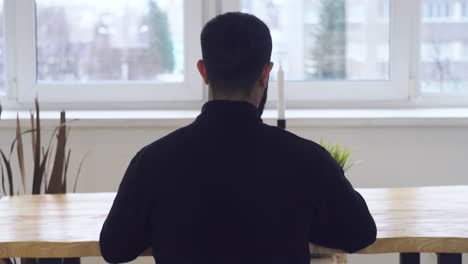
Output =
[{"x1": 319, "y1": 138, "x2": 360, "y2": 173}]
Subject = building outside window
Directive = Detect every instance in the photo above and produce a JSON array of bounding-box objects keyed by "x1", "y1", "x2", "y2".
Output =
[
  {"x1": 462, "y1": 0, "x2": 468, "y2": 16},
  {"x1": 0, "y1": 0, "x2": 468, "y2": 107},
  {"x1": 420, "y1": 0, "x2": 468, "y2": 94},
  {"x1": 241, "y1": 0, "x2": 390, "y2": 82},
  {"x1": 36, "y1": 0, "x2": 184, "y2": 83}
]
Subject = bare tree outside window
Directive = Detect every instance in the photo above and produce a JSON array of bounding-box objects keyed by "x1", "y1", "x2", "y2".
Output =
[
  {"x1": 242, "y1": 0, "x2": 390, "y2": 81},
  {"x1": 35, "y1": 0, "x2": 184, "y2": 83},
  {"x1": 420, "y1": 0, "x2": 468, "y2": 94}
]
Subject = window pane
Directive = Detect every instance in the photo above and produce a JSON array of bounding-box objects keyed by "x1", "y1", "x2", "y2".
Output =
[
  {"x1": 420, "y1": 0, "x2": 468, "y2": 94},
  {"x1": 36, "y1": 0, "x2": 184, "y2": 83},
  {"x1": 242, "y1": 0, "x2": 390, "y2": 81},
  {"x1": 0, "y1": 1, "x2": 4, "y2": 95},
  {"x1": 464, "y1": 1, "x2": 468, "y2": 17}
]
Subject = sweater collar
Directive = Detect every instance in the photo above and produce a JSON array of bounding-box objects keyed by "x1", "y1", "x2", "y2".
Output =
[{"x1": 198, "y1": 100, "x2": 262, "y2": 123}]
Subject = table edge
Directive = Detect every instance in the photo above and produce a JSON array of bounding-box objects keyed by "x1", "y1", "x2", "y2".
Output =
[{"x1": 2, "y1": 237, "x2": 468, "y2": 258}]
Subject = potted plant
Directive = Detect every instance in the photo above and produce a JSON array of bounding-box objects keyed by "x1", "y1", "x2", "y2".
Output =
[
  {"x1": 319, "y1": 138, "x2": 360, "y2": 174},
  {"x1": 0, "y1": 99, "x2": 87, "y2": 264},
  {"x1": 311, "y1": 138, "x2": 361, "y2": 264}
]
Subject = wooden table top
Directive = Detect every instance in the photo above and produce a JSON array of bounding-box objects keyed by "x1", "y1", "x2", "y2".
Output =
[{"x1": 0, "y1": 186, "x2": 468, "y2": 258}]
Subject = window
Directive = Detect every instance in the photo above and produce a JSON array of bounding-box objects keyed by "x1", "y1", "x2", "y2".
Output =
[
  {"x1": 36, "y1": 0, "x2": 184, "y2": 83},
  {"x1": 422, "y1": 2, "x2": 432, "y2": 17},
  {"x1": 7, "y1": 0, "x2": 202, "y2": 104},
  {"x1": 0, "y1": 1, "x2": 4, "y2": 95},
  {"x1": 241, "y1": 0, "x2": 389, "y2": 81},
  {"x1": 425, "y1": 1, "x2": 454, "y2": 18},
  {"x1": 441, "y1": 2, "x2": 451, "y2": 17},
  {"x1": 420, "y1": 0, "x2": 468, "y2": 94},
  {"x1": 464, "y1": 43, "x2": 468, "y2": 60},
  {"x1": 224, "y1": 0, "x2": 408, "y2": 102},
  {"x1": 379, "y1": 0, "x2": 391, "y2": 19},
  {"x1": 463, "y1": 0, "x2": 468, "y2": 17},
  {"x1": 1, "y1": 0, "x2": 468, "y2": 107}
]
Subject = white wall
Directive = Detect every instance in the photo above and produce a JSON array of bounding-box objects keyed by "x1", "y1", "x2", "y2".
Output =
[{"x1": 1, "y1": 119, "x2": 467, "y2": 264}]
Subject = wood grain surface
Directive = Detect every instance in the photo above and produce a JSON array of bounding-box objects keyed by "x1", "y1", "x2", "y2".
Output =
[{"x1": 1, "y1": 186, "x2": 467, "y2": 258}]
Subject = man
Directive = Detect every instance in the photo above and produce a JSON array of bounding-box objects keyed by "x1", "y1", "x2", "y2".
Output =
[{"x1": 100, "y1": 12, "x2": 376, "y2": 264}]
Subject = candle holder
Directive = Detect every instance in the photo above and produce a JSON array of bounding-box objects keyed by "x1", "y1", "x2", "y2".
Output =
[{"x1": 277, "y1": 119, "x2": 286, "y2": 130}]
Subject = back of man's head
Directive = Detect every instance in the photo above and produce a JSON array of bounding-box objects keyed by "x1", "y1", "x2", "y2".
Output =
[{"x1": 201, "y1": 12, "x2": 272, "y2": 97}]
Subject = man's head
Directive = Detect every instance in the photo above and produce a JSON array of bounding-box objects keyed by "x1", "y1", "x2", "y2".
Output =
[{"x1": 197, "y1": 12, "x2": 273, "y2": 112}]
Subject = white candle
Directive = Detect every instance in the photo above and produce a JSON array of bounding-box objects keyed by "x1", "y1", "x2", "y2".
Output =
[{"x1": 277, "y1": 64, "x2": 285, "y2": 120}]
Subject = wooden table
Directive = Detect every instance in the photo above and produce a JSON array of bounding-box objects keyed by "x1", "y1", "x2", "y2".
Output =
[{"x1": 1, "y1": 186, "x2": 468, "y2": 264}]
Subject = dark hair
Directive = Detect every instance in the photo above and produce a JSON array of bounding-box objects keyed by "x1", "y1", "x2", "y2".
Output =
[{"x1": 200, "y1": 12, "x2": 272, "y2": 96}]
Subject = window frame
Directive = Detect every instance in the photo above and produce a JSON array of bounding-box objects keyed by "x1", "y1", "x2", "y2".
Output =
[
  {"x1": 1, "y1": 0, "x2": 468, "y2": 109},
  {"x1": 2, "y1": 0, "x2": 19, "y2": 101},
  {"x1": 223, "y1": 0, "x2": 416, "y2": 104},
  {"x1": 3, "y1": 0, "x2": 205, "y2": 106}
]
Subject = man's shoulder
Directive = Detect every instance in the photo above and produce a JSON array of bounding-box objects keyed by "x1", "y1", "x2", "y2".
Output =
[
  {"x1": 137, "y1": 124, "x2": 195, "y2": 159},
  {"x1": 259, "y1": 123, "x2": 342, "y2": 187},
  {"x1": 259, "y1": 123, "x2": 328, "y2": 155},
  {"x1": 136, "y1": 122, "x2": 332, "y2": 165}
]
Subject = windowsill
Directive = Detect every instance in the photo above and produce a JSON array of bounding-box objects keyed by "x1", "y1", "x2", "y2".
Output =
[{"x1": 2, "y1": 108, "x2": 468, "y2": 128}]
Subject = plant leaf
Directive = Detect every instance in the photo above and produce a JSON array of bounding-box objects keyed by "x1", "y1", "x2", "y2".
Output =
[
  {"x1": 44, "y1": 119, "x2": 77, "y2": 152},
  {"x1": 42, "y1": 146, "x2": 50, "y2": 194},
  {"x1": 0, "y1": 157, "x2": 6, "y2": 196},
  {"x1": 9, "y1": 129, "x2": 36, "y2": 157},
  {"x1": 32, "y1": 98, "x2": 42, "y2": 194},
  {"x1": 48, "y1": 111, "x2": 67, "y2": 194},
  {"x1": 319, "y1": 138, "x2": 356, "y2": 173},
  {"x1": 73, "y1": 151, "x2": 89, "y2": 193},
  {"x1": 40, "y1": 149, "x2": 50, "y2": 194},
  {"x1": 30, "y1": 111, "x2": 36, "y2": 157},
  {"x1": 63, "y1": 149, "x2": 71, "y2": 192},
  {"x1": 16, "y1": 114, "x2": 26, "y2": 193},
  {"x1": 0, "y1": 149, "x2": 14, "y2": 196}
]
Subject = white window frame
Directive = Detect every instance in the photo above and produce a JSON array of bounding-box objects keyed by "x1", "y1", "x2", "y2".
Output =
[
  {"x1": 223, "y1": 0, "x2": 415, "y2": 104},
  {"x1": 1, "y1": 0, "x2": 468, "y2": 109},
  {"x1": 4, "y1": 0, "x2": 204, "y2": 106},
  {"x1": 2, "y1": 0, "x2": 17, "y2": 100}
]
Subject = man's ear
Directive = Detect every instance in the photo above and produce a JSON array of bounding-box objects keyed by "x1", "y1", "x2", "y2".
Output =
[
  {"x1": 197, "y1": 60, "x2": 209, "y2": 85},
  {"x1": 260, "y1": 63, "x2": 274, "y2": 89}
]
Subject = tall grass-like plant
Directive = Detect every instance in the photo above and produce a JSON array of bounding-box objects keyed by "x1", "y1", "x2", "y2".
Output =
[
  {"x1": 0, "y1": 99, "x2": 87, "y2": 264},
  {"x1": 319, "y1": 138, "x2": 360, "y2": 173}
]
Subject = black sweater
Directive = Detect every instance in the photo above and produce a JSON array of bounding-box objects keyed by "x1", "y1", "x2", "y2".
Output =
[{"x1": 100, "y1": 100, "x2": 377, "y2": 264}]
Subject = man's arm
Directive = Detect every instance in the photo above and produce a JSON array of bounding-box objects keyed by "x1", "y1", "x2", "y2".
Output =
[
  {"x1": 100, "y1": 150, "x2": 153, "y2": 263},
  {"x1": 309, "y1": 149, "x2": 377, "y2": 253}
]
